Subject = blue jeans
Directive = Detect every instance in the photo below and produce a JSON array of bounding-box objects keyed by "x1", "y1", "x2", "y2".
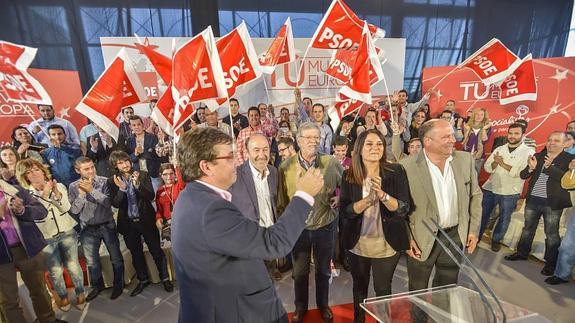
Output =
[
  {"x1": 80, "y1": 222, "x2": 124, "y2": 291},
  {"x1": 43, "y1": 229, "x2": 85, "y2": 299},
  {"x1": 517, "y1": 197, "x2": 563, "y2": 268},
  {"x1": 480, "y1": 190, "x2": 520, "y2": 243},
  {"x1": 555, "y1": 212, "x2": 575, "y2": 280},
  {"x1": 292, "y1": 220, "x2": 336, "y2": 310}
]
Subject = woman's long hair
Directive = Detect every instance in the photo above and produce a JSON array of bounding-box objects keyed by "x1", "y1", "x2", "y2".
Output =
[
  {"x1": 11, "y1": 126, "x2": 38, "y2": 148},
  {"x1": 467, "y1": 107, "x2": 490, "y2": 129},
  {"x1": 345, "y1": 129, "x2": 390, "y2": 185}
]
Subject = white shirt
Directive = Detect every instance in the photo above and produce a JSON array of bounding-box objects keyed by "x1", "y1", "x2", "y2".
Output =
[
  {"x1": 483, "y1": 142, "x2": 535, "y2": 195},
  {"x1": 249, "y1": 161, "x2": 275, "y2": 228},
  {"x1": 424, "y1": 150, "x2": 459, "y2": 228}
]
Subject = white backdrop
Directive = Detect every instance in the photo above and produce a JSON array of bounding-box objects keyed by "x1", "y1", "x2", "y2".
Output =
[{"x1": 100, "y1": 36, "x2": 405, "y2": 115}]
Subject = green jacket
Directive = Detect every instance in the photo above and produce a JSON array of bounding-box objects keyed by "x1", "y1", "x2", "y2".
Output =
[{"x1": 277, "y1": 154, "x2": 343, "y2": 230}]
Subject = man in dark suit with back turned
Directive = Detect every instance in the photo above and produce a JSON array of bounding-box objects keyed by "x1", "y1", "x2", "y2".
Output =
[{"x1": 171, "y1": 128, "x2": 324, "y2": 323}]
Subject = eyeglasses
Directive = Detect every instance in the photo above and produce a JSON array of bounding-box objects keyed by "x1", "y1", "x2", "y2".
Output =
[
  {"x1": 300, "y1": 136, "x2": 320, "y2": 142},
  {"x1": 213, "y1": 153, "x2": 236, "y2": 161}
]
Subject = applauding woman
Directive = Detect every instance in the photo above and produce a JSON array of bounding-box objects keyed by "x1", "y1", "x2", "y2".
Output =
[
  {"x1": 16, "y1": 158, "x2": 86, "y2": 311},
  {"x1": 155, "y1": 163, "x2": 185, "y2": 241},
  {"x1": 339, "y1": 129, "x2": 411, "y2": 323}
]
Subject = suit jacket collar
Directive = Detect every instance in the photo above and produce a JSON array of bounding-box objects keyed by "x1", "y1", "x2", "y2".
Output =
[
  {"x1": 415, "y1": 151, "x2": 439, "y2": 216},
  {"x1": 239, "y1": 162, "x2": 259, "y2": 211}
]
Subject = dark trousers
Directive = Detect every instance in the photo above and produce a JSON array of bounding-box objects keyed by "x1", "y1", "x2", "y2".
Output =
[
  {"x1": 349, "y1": 252, "x2": 400, "y2": 323},
  {"x1": 0, "y1": 245, "x2": 55, "y2": 323},
  {"x1": 292, "y1": 220, "x2": 336, "y2": 310},
  {"x1": 123, "y1": 221, "x2": 169, "y2": 282},
  {"x1": 517, "y1": 197, "x2": 563, "y2": 269},
  {"x1": 407, "y1": 226, "x2": 462, "y2": 291}
]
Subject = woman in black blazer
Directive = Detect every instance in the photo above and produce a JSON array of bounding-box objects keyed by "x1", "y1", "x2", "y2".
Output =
[{"x1": 339, "y1": 129, "x2": 411, "y2": 323}]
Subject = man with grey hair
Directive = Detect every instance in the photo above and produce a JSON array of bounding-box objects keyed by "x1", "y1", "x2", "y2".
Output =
[
  {"x1": 399, "y1": 119, "x2": 481, "y2": 291},
  {"x1": 278, "y1": 122, "x2": 344, "y2": 322},
  {"x1": 171, "y1": 127, "x2": 325, "y2": 323},
  {"x1": 198, "y1": 109, "x2": 233, "y2": 137},
  {"x1": 505, "y1": 131, "x2": 574, "y2": 277}
]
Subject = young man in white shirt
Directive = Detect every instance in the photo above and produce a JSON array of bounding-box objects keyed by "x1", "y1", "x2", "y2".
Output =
[{"x1": 481, "y1": 123, "x2": 535, "y2": 251}]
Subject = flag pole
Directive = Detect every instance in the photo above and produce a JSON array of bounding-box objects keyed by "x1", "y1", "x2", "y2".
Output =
[
  {"x1": 295, "y1": 45, "x2": 311, "y2": 88},
  {"x1": 380, "y1": 72, "x2": 395, "y2": 125},
  {"x1": 430, "y1": 66, "x2": 462, "y2": 92},
  {"x1": 226, "y1": 97, "x2": 237, "y2": 155},
  {"x1": 262, "y1": 75, "x2": 273, "y2": 106},
  {"x1": 25, "y1": 109, "x2": 51, "y2": 139}
]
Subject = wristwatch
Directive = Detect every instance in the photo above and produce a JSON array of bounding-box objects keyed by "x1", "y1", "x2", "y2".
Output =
[{"x1": 381, "y1": 193, "x2": 390, "y2": 202}]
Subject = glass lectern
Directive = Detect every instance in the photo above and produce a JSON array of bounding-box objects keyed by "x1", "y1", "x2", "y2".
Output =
[{"x1": 360, "y1": 219, "x2": 550, "y2": 323}]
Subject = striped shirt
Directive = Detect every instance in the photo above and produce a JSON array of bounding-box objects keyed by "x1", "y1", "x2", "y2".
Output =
[{"x1": 531, "y1": 172, "x2": 549, "y2": 199}]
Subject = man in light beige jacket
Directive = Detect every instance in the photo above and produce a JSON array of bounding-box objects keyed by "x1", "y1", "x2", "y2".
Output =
[{"x1": 400, "y1": 119, "x2": 482, "y2": 291}]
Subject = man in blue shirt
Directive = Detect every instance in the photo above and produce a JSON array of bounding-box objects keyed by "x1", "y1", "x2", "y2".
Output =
[{"x1": 69, "y1": 157, "x2": 124, "y2": 301}]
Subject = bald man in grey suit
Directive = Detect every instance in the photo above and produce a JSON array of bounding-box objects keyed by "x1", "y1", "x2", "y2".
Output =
[{"x1": 400, "y1": 119, "x2": 482, "y2": 291}]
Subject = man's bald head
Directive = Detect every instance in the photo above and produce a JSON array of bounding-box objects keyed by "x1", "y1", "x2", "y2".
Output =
[{"x1": 419, "y1": 119, "x2": 456, "y2": 158}]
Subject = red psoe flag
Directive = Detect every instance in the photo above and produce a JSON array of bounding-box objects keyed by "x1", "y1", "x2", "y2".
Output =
[
  {"x1": 171, "y1": 26, "x2": 227, "y2": 127},
  {"x1": 499, "y1": 54, "x2": 537, "y2": 105},
  {"x1": 150, "y1": 84, "x2": 175, "y2": 136},
  {"x1": 337, "y1": 22, "x2": 384, "y2": 104},
  {"x1": 135, "y1": 36, "x2": 172, "y2": 85},
  {"x1": 76, "y1": 48, "x2": 148, "y2": 140},
  {"x1": 259, "y1": 17, "x2": 295, "y2": 74},
  {"x1": 205, "y1": 21, "x2": 263, "y2": 110},
  {"x1": 0, "y1": 41, "x2": 52, "y2": 105},
  {"x1": 460, "y1": 38, "x2": 521, "y2": 86},
  {"x1": 310, "y1": 0, "x2": 385, "y2": 49},
  {"x1": 328, "y1": 93, "x2": 365, "y2": 130}
]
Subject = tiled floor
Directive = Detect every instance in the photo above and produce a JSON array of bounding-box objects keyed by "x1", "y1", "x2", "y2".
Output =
[{"x1": 51, "y1": 242, "x2": 575, "y2": 322}]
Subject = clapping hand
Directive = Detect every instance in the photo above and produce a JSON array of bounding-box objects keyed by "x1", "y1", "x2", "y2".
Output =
[
  {"x1": 543, "y1": 155, "x2": 554, "y2": 169},
  {"x1": 8, "y1": 196, "x2": 25, "y2": 216},
  {"x1": 492, "y1": 152, "x2": 504, "y2": 165},
  {"x1": 131, "y1": 171, "x2": 140, "y2": 188},
  {"x1": 89, "y1": 136, "x2": 99, "y2": 150},
  {"x1": 369, "y1": 176, "x2": 386, "y2": 200},
  {"x1": 113, "y1": 175, "x2": 127, "y2": 191},
  {"x1": 79, "y1": 177, "x2": 94, "y2": 194},
  {"x1": 528, "y1": 155, "x2": 537, "y2": 170}
]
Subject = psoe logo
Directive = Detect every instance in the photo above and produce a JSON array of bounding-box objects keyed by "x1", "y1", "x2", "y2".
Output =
[{"x1": 491, "y1": 104, "x2": 530, "y2": 127}]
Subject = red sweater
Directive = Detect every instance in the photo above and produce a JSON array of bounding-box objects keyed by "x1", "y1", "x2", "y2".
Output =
[{"x1": 155, "y1": 169, "x2": 185, "y2": 221}]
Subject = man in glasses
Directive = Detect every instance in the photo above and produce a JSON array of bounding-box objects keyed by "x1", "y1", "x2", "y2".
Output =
[
  {"x1": 278, "y1": 122, "x2": 344, "y2": 322},
  {"x1": 172, "y1": 127, "x2": 324, "y2": 323}
]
